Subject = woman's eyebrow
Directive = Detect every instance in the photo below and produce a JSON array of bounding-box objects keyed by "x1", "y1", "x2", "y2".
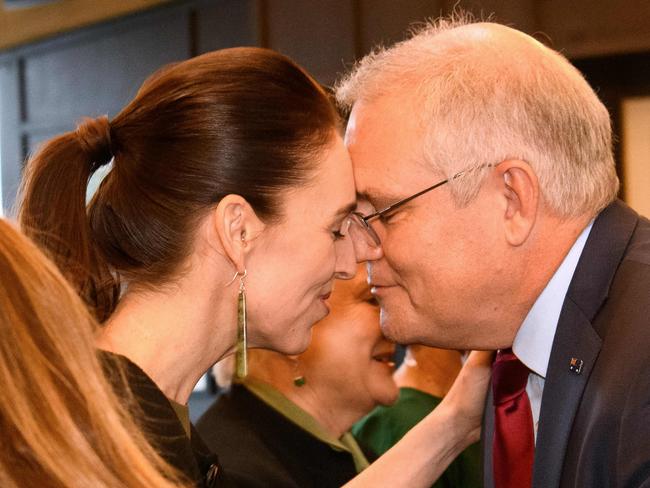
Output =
[{"x1": 329, "y1": 201, "x2": 357, "y2": 225}]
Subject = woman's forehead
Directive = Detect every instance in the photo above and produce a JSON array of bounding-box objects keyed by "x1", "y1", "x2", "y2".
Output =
[{"x1": 282, "y1": 138, "x2": 356, "y2": 221}]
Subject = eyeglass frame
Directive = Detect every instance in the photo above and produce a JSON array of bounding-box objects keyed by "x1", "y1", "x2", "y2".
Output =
[{"x1": 342, "y1": 163, "x2": 496, "y2": 247}]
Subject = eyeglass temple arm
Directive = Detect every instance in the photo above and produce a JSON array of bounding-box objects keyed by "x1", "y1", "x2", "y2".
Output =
[
  {"x1": 361, "y1": 179, "x2": 450, "y2": 223},
  {"x1": 361, "y1": 163, "x2": 494, "y2": 224}
]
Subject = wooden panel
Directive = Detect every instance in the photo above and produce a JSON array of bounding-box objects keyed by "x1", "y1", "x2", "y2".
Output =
[
  {"x1": 195, "y1": 0, "x2": 260, "y2": 53},
  {"x1": 0, "y1": 0, "x2": 172, "y2": 51},
  {"x1": 22, "y1": 11, "x2": 190, "y2": 127},
  {"x1": 538, "y1": 0, "x2": 650, "y2": 58},
  {"x1": 359, "y1": 0, "x2": 650, "y2": 59},
  {"x1": 358, "y1": 0, "x2": 444, "y2": 53},
  {"x1": 358, "y1": 0, "x2": 538, "y2": 56},
  {"x1": 0, "y1": 60, "x2": 22, "y2": 212},
  {"x1": 265, "y1": 0, "x2": 356, "y2": 85},
  {"x1": 443, "y1": 0, "x2": 537, "y2": 32}
]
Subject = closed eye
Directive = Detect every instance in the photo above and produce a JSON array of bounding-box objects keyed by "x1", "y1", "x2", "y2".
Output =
[{"x1": 377, "y1": 208, "x2": 401, "y2": 224}]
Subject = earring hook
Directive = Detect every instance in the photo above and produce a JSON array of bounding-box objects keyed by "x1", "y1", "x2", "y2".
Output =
[{"x1": 225, "y1": 269, "x2": 247, "y2": 287}]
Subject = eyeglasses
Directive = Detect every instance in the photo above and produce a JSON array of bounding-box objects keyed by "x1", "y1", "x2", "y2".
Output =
[{"x1": 340, "y1": 163, "x2": 495, "y2": 248}]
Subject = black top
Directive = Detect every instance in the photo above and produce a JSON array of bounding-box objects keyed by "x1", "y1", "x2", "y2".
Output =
[
  {"x1": 101, "y1": 352, "x2": 231, "y2": 487},
  {"x1": 196, "y1": 383, "x2": 359, "y2": 488}
]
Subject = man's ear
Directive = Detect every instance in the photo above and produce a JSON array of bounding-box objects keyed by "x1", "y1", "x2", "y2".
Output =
[
  {"x1": 496, "y1": 160, "x2": 539, "y2": 247},
  {"x1": 212, "y1": 195, "x2": 265, "y2": 272}
]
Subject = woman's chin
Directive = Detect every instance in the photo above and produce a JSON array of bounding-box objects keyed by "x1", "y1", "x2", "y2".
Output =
[
  {"x1": 277, "y1": 305, "x2": 327, "y2": 354},
  {"x1": 374, "y1": 385, "x2": 400, "y2": 407},
  {"x1": 271, "y1": 328, "x2": 314, "y2": 356}
]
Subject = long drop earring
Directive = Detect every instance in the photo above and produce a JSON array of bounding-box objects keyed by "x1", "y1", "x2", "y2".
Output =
[{"x1": 235, "y1": 270, "x2": 248, "y2": 379}]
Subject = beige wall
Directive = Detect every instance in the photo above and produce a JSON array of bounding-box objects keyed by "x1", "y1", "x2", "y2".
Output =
[
  {"x1": 0, "y1": 0, "x2": 171, "y2": 50},
  {"x1": 622, "y1": 97, "x2": 650, "y2": 219}
]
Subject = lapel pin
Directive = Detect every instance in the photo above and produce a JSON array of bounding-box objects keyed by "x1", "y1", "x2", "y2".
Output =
[{"x1": 569, "y1": 357, "x2": 584, "y2": 374}]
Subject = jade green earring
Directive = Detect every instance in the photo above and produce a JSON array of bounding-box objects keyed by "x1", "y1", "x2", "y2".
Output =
[
  {"x1": 292, "y1": 357, "x2": 305, "y2": 386},
  {"x1": 235, "y1": 269, "x2": 248, "y2": 379},
  {"x1": 226, "y1": 268, "x2": 248, "y2": 380}
]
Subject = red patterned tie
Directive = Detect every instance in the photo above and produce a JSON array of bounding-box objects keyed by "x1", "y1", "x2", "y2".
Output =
[{"x1": 492, "y1": 348, "x2": 534, "y2": 488}]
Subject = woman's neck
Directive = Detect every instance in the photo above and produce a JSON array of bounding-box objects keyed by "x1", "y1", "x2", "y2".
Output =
[
  {"x1": 97, "y1": 275, "x2": 237, "y2": 405},
  {"x1": 290, "y1": 383, "x2": 366, "y2": 439}
]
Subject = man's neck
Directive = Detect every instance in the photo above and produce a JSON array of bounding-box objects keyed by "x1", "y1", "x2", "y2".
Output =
[{"x1": 504, "y1": 211, "x2": 590, "y2": 339}]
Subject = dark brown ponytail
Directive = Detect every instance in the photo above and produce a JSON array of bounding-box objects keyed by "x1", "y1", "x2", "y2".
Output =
[
  {"x1": 19, "y1": 116, "x2": 119, "y2": 321},
  {"x1": 19, "y1": 47, "x2": 340, "y2": 322}
]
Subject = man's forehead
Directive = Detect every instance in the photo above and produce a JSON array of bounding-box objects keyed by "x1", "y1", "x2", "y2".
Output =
[
  {"x1": 348, "y1": 136, "x2": 426, "y2": 189},
  {"x1": 345, "y1": 95, "x2": 407, "y2": 137},
  {"x1": 345, "y1": 96, "x2": 422, "y2": 159},
  {"x1": 354, "y1": 168, "x2": 416, "y2": 210},
  {"x1": 345, "y1": 96, "x2": 435, "y2": 202}
]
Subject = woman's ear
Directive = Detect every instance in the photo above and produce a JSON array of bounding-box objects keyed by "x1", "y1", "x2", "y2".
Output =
[
  {"x1": 212, "y1": 195, "x2": 265, "y2": 272},
  {"x1": 496, "y1": 160, "x2": 539, "y2": 247}
]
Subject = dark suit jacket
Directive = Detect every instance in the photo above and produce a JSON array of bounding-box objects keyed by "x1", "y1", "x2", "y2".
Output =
[
  {"x1": 482, "y1": 200, "x2": 650, "y2": 488},
  {"x1": 101, "y1": 352, "x2": 230, "y2": 487},
  {"x1": 196, "y1": 383, "x2": 359, "y2": 488}
]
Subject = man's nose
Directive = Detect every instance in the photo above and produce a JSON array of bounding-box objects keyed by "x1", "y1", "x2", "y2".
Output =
[{"x1": 351, "y1": 231, "x2": 384, "y2": 263}]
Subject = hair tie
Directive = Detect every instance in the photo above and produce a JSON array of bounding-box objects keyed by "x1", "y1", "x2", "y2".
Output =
[{"x1": 75, "y1": 115, "x2": 114, "y2": 173}]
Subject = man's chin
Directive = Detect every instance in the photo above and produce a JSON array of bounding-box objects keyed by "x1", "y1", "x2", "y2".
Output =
[
  {"x1": 380, "y1": 312, "x2": 457, "y2": 348},
  {"x1": 379, "y1": 317, "x2": 417, "y2": 345}
]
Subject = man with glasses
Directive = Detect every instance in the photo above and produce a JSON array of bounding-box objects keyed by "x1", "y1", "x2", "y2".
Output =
[{"x1": 335, "y1": 16, "x2": 650, "y2": 488}]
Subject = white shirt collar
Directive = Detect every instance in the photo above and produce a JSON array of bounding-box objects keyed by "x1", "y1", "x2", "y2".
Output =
[{"x1": 512, "y1": 220, "x2": 594, "y2": 378}]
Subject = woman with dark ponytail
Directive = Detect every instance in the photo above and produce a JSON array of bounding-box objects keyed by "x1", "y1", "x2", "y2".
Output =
[
  {"x1": 18, "y1": 47, "x2": 491, "y2": 487},
  {"x1": 20, "y1": 114, "x2": 118, "y2": 321}
]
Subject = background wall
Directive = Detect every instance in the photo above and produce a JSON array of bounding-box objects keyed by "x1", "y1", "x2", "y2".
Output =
[{"x1": 1, "y1": 0, "x2": 649, "y2": 212}]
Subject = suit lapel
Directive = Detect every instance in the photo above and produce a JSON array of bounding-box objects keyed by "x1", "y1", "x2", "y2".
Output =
[
  {"x1": 532, "y1": 301, "x2": 601, "y2": 487},
  {"x1": 532, "y1": 200, "x2": 638, "y2": 488}
]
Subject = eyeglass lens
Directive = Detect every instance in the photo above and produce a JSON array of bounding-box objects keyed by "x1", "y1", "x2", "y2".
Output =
[{"x1": 347, "y1": 212, "x2": 381, "y2": 247}]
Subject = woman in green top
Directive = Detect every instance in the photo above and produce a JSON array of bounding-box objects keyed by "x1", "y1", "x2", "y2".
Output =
[{"x1": 354, "y1": 346, "x2": 482, "y2": 488}]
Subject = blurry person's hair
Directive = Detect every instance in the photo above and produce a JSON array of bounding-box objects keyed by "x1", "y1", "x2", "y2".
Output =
[
  {"x1": 18, "y1": 47, "x2": 340, "y2": 322},
  {"x1": 335, "y1": 14, "x2": 618, "y2": 218},
  {"x1": 0, "y1": 219, "x2": 188, "y2": 488}
]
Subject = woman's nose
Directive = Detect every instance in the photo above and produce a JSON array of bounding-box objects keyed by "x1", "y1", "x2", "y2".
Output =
[{"x1": 334, "y1": 236, "x2": 358, "y2": 279}]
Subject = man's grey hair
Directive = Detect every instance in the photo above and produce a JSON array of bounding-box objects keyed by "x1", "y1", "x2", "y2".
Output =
[{"x1": 335, "y1": 15, "x2": 619, "y2": 218}]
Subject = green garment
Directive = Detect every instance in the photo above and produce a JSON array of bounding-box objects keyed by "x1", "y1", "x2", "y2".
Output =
[
  {"x1": 352, "y1": 387, "x2": 482, "y2": 488},
  {"x1": 242, "y1": 377, "x2": 370, "y2": 473},
  {"x1": 168, "y1": 397, "x2": 191, "y2": 438}
]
